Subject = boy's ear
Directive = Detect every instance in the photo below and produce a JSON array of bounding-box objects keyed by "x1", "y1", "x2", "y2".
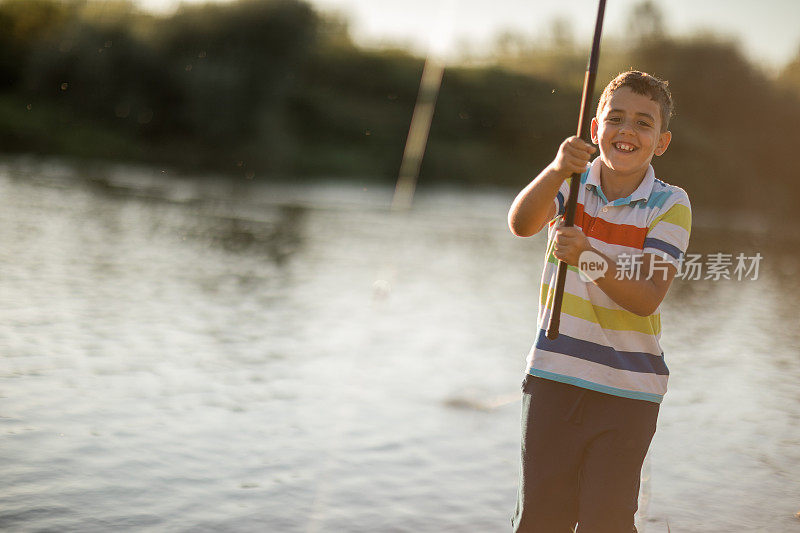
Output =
[
  {"x1": 654, "y1": 130, "x2": 672, "y2": 156},
  {"x1": 590, "y1": 117, "x2": 599, "y2": 144}
]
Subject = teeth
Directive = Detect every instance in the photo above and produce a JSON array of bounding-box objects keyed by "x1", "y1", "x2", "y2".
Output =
[{"x1": 615, "y1": 143, "x2": 634, "y2": 152}]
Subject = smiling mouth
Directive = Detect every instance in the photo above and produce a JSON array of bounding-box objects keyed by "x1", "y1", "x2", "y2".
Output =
[{"x1": 613, "y1": 142, "x2": 637, "y2": 153}]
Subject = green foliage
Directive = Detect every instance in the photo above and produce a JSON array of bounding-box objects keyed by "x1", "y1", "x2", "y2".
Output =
[
  {"x1": 0, "y1": 0, "x2": 798, "y2": 217},
  {"x1": 778, "y1": 48, "x2": 800, "y2": 97},
  {"x1": 0, "y1": 93, "x2": 142, "y2": 159},
  {"x1": 428, "y1": 66, "x2": 578, "y2": 185},
  {"x1": 630, "y1": 36, "x2": 800, "y2": 212},
  {"x1": 0, "y1": 0, "x2": 82, "y2": 89}
]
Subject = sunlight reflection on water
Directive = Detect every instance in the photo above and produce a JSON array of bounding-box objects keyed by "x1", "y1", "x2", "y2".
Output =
[{"x1": 1, "y1": 159, "x2": 799, "y2": 532}]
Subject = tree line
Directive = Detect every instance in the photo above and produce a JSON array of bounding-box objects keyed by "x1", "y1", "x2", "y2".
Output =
[{"x1": 1, "y1": 0, "x2": 799, "y2": 216}]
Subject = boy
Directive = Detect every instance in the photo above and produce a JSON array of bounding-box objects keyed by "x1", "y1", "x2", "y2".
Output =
[{"x1": 507, "y1": 71, "x2": 691, "y2": 532}]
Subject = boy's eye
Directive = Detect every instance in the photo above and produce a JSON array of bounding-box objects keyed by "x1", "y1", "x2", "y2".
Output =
[
  {"x1": 607, "y1": 116, "x2": 621, "y2": 123},
  {"x1": 638, "y1": 120, "x2": 653, "y2": 128}
]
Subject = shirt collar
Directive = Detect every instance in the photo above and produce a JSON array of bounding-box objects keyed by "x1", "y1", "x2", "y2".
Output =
[{"x1": 584, "y1": 158, "x2": 656, "y2": 205}]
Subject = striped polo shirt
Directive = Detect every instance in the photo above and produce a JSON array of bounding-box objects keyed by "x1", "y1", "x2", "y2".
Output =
[{"x1": 527, "y1": 157, "x2": 692, "y2": 403}]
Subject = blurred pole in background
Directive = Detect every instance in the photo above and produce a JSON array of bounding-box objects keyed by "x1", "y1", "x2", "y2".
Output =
[
  {"x1": 374, "y1": 0, "x2": 455, "y2": 301},
  {"x1": 391, "y1": 0, "x2": 455, "y2": 212},
  {"x1": 390, "y1": 56, "x2": 445, "y2": 213}
]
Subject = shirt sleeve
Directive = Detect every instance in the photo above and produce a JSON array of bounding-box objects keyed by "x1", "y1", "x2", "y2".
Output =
[
  {"x1": 643, "y1": 188, "x2": 692, "y2": 269},
  {"x1": 551, "y1": 176, "x2": 572, "y2": 221},
  {"x1": 552, "y1": 165, "x2": 592, "y2": 221}
]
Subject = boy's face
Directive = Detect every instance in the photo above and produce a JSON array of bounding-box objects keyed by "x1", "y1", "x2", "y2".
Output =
[{"x1": 591, "y1": 87, "x2": 671, "y2": 180}]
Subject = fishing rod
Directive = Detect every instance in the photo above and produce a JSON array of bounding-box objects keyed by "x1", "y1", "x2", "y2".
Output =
[{"x1": 545, "y1": 0, "x2": 607, "y2": 340}]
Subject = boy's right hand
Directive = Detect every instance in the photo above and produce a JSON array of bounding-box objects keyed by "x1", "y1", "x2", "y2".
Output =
[{"x1": 550, "y1": 136, "x2": 596, "y2": 179}]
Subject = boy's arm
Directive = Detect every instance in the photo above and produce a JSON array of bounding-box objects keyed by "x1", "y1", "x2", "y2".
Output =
[
  {"x1": 594, "y1": 252, "x2": 676, "y2": 317},
  {"x1": 554, "y1": 188, "x2": 692, "y2": 316},
  {"x1": 553, "y1": 226, "x2": 676, "y2": 316},
  {"x1": 508, "y1": 137, "x2": 595, "y2": 237}
]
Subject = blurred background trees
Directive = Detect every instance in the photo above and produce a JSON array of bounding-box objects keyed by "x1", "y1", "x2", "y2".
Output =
[{"x1": 0, "y1": 0, "x2": 798, "y2": 216}]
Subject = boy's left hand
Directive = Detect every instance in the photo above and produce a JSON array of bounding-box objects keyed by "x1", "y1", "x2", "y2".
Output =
[{"x1": 553, "y1": 225, "x2": 592, "y2": 267}]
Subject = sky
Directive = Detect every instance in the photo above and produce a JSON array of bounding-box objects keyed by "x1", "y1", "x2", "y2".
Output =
[{"x1": 133, "y1": 0, "x2": 800, "y2": 69}]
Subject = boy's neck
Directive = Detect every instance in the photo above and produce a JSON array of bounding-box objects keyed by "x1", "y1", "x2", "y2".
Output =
[{"x1": 599, "y1": 164, "x2": 648, "y2": 202}]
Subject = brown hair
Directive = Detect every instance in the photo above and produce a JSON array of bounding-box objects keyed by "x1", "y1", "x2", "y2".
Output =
[{"x1": 597, "y1": 70, "x2": 674, "y2": 132}]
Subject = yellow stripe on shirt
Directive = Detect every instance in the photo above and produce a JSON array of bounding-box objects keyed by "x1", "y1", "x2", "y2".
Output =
[
  {"x1": 541, "y1": 281, "x2": 662, "y2": 336},
  {"x1": 648, "y1": 202, "x2": 691, "y2": 233}
]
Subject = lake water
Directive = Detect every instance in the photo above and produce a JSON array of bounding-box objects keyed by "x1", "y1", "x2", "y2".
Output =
[{"x1": 1, "y1": 158, "x2": 799, "y2": 532}]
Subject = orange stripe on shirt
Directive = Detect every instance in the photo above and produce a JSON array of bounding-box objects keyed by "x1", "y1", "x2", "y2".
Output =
[{"x1": 575, "y1": 203, "x2": 648, "y2": 248}]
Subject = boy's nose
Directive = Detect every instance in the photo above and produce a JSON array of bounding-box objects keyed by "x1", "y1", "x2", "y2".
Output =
[{"x1": 619, "y1": 121, "x2": 635, "y2": 134}]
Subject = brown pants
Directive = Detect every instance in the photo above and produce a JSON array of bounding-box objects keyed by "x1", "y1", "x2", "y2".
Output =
[{"x1": 511, "y1": 375, "x2": 659, "y2": 533}]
